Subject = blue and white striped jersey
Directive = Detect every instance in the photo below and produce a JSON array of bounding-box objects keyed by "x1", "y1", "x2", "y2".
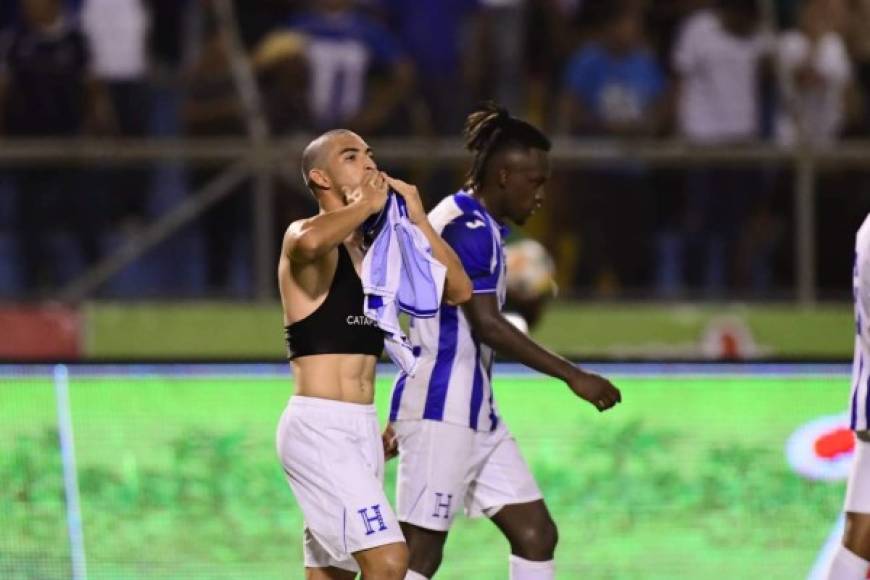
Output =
[
  {"x1": 850, "y1": 213, "x2": 870, "y2": 432},
  {"x1": 389, "y1": 191, "x2": 508, "y2": 432}
]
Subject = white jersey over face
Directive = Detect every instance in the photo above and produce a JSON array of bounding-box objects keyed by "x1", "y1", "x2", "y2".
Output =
[
  {"x1": 851, "y1": 213, "x2": 870, "y2": 432},
  {"x1": 389, "y1": 191, "x2": 508, "y2": 432}
]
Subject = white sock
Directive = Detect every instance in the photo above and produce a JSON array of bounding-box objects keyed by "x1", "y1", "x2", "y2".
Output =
[
  {"x1": 826, "y1": 545, "x2": 870, "y2": 579},
  {"x1": 405, "y1": 570, "x2": 428, "y2": 580},
  {"x1": 509, "y1": 555, "x2": 555, "y2": 580}
]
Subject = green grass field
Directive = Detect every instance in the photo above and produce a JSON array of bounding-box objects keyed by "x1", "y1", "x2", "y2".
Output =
[
  {"x1": 84, "y1": 302, "x2": 854, "y2": 359},
  {"x1": 0, "y1": 368, "x2": 854, "y2": 579}
]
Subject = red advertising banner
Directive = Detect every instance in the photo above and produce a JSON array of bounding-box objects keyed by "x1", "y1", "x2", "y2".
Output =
[{"x1": 0, "y1": 306, "x2": 81, "y2": 359}]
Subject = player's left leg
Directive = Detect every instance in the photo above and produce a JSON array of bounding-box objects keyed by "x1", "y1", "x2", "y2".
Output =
[
  {"x1": 467, "y1": 423, "x2": 555, "y2": 579},
  {"x1": 490, "y1": 500, "x2": 558, "y2": 579},
  {"x1": 392, "y1": 420, "x2": 477, "y2": 578},
  {"x1": 827, "y1": 431, "x2": 870, "y2": 579}
]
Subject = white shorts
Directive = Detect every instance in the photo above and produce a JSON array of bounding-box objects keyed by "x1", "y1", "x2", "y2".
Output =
[
  {"x1": 276, "y1": 396, "x2": 405, "y2": 572},
  {"x1": 845, "y1": 433, "x2": 870, "y2": 514},
  {"x1": 394, "y1": 419, "x2": 542, "y2": 532}
]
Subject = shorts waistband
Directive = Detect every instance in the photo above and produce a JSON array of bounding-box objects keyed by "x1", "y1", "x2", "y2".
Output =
[{"x1": 288, "y1": 395, "x2": 377, "y2": 415}]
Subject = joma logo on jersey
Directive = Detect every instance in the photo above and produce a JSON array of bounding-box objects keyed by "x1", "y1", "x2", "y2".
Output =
[
  {"x1": 465, "y1": 219, "x2": 486, "y2": 230},
  {"x1": 346, "y1": 315, "x2": 377, "y2": 326},
  {"x1": 358, "y1": 504, "x2": 388, "y2": 535}
]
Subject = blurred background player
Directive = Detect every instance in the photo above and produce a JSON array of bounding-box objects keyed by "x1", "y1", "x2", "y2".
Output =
[
  {"x1": 826, "y1": 212, "x2": 870, "y2": 579},
  {"x1": 275, "y1": 129, "x2": 470, "y2": 580},
  {"x1": 385, "y1": 103, "x2": 622, "y2": 580}
]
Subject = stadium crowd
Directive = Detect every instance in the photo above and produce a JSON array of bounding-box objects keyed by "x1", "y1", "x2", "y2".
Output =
[{"x1": 0, "y1": 0, "x2": 868, "y2": 299}]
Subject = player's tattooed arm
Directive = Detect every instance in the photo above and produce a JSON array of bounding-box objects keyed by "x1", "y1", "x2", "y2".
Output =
[{"x1": 463, "y1": 293, "x2": 622, "y2": 412}]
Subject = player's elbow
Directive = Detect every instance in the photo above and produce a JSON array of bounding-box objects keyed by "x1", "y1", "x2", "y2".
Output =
[
  {"x1": 445, "y1": 277, "x2": 473, "y2": 306},
  {"x1": 290, "y1": 231, "x2": 323, "y2": 263}
]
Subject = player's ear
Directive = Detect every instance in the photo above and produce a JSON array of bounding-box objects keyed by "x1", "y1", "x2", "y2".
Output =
[
  {"x1": 498, "y1": 167, "x2": 509, "y2": 188},
  {"x1": 308, "y1": 168, "x2": 331, "y2": 190}
]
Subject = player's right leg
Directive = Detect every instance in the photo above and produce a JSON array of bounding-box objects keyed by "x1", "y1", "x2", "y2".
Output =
[
  {"x1": 827, "y1": 431, "x2": 870, "y2": 579},
  {"x1": 393, "y1": 420, "x2": 476, "y2": 578},
  {"x1": 277, "y1": 397, "x2": 407, "y2": 579},
  {"x1": 398, "y1": 523, "x2": 448, "y2": 579}
]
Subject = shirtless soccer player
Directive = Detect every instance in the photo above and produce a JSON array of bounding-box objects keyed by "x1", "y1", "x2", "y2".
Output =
[
  {"x1": 826, "y1": 213, "x2": 870, "y2": 579},
  {"x1": 276, "y1": 129, "x2": 472, "y2": 580},
  {"x1": 385, "y1": 104, "x2": 622, "y2": 580}
]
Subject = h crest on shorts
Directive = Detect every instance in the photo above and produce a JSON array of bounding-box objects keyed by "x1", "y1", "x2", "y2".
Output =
[
  {"x1": 358, "y1": 504, "x2": 388, "y2": 535},
  {"x1": 432, "y1": 492, "x2": 453, "y2": 519}
]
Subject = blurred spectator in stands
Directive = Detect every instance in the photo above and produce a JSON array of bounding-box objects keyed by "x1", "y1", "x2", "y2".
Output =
[
  {"x1": 553, "y1": 1, "x2": 666, "y2": 295},
  {"x1": 0, "y1": 0, "x2": 113, "y2": 294},
  {"x1": 82, "y1": 0, "x2": 152, "y2": 230},
  {"x1": 775, "y1": 0, "x2": 852, "y2": 147},
  {"x1": 525, "y1": 0, "x2": 584, "y2": 127},
  {"x1": 253, "y1": 30, "x2": 310, "y2": 134},
  {"x1": 657, "y1": 0, "x2": 773, "y2": 297},
  {"x1": 182, "y1": 17, "x2": 252, "y2": 295},
  {"x1": 673, "y1": 0, "x2": 771, "y2": 144},
  {"x1": 845, "y1": 0, "x2": 870, "y2": 133},
  {"x1": 286, "y1": 0, "x2": 413, "y2": 134},
  {"x1": 376, "y1": 0, "x2": 480, "y2": 134},
  {"x1": 560, "y1": 1, "x2": 667, "y2": 136}
]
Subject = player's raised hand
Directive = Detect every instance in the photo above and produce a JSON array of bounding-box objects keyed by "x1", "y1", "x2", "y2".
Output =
[
  {"x1": 381, "y1": 423, "x2": 399, "y2": 461},
  {"x1": 567, "y1": 370, "x2": 622, "y2": 412},
  {"x1": 385, "y1": 175, "x2": 426, "y2": 224},
  {"x1": 350, "y1": 170, "x2": 389, "y2": 215}
]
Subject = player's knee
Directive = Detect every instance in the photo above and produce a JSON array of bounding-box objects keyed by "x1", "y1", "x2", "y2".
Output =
[
  {"x1": 401, "y1": 523, "x2": 447, "y2": 577},
  {"x1": 511, "y1": 518, "x2": 558, "y2": 560},
  {"x1": 358, "y1": 542, "x2": 409, "y2": 580},
  {"x1": 844, "y1": 512, "x2": 870, "y2": 561}
]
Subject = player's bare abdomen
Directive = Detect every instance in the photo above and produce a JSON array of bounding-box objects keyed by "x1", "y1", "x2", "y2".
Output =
[{"x1": 291, "y1": 353, "x2": 378, "y2": 404}]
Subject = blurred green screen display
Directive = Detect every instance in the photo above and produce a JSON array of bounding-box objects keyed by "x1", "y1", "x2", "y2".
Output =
[{"x1": 0, "y1": 365, "x2": 851, "y2": 579}]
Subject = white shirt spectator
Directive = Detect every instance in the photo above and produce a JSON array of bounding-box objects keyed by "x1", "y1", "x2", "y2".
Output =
[
  {"x1": 673, "y1": 9, "x2": 771, "y2": 143},
  {"x1": 776, "y1": 31, "x2": 851, "y2": 147},
  {"x1": 82, "y1": 0, "x2": 150, "y2": 80}
]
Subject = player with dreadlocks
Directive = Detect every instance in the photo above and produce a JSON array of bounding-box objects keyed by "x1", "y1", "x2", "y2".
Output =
[{"x1": 383, "y1": 103, "x2": 622, "y2": 580}]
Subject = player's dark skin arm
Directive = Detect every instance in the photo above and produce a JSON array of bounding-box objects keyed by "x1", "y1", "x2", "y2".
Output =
[{"x1": 463, "y1": 293, "x2": 621, "y2": 411}]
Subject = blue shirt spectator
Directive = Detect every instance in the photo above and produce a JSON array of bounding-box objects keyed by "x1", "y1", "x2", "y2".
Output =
[
  {"x1": 560, "y1": 4, "x2": 666, "y2": 136},
  {"x1": 563, "y1": 43, "x2": 665, "y2": 130},
  {"x1": 288, "y1": 2, "x2": 410, "y2": 131}
]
